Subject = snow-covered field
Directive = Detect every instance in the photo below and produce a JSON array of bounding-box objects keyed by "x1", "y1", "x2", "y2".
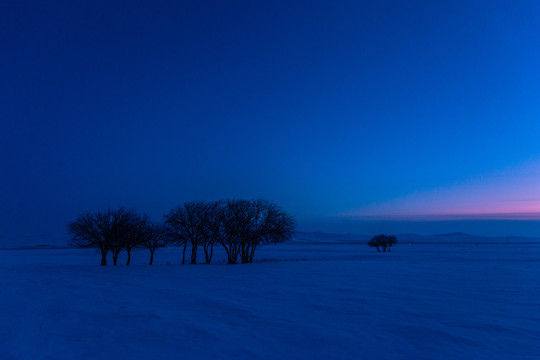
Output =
[{"x1": 1, "y1": 242, "x2": 539, "y2": 359}]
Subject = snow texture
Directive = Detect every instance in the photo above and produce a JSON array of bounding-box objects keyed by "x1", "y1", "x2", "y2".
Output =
[{"x1": 1, "y1": 242, "x2": 539, "y2": 359}]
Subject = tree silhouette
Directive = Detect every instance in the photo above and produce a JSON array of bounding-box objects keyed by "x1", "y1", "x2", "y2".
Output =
[
  {"x1": 386, "y1": 235, "x2": 397, "y2": 252},
  {"x1": 199, "y1": 201, "x2": 223, "y2": 264},
  {"x1": 368, "y1": 237, "x2": 381, "y2": 252},
  {"x1": 221, "y1": 199, "x2": 295, "y2": 264},
  {"x1": 142, "y1": 220, "x2": 168, "y2": 265},
  {"x1": 369, "y1": 234, "x2": 398, "y2": 252},
  {"x1": 68, "y1": 207, "x2": 135, "y2": 265},
  {"x1": 68, "y1": 212, "x2": 108, "y2": 265},
  {"x1": 123, "y1": 213, "x2": 147, "y2": 265},
  {"x1": 70, "y1": 200, "x2": 295, "y2": 266},
  {"x1": 164, "y1": 202, "x2": 205, "y2": 264}
]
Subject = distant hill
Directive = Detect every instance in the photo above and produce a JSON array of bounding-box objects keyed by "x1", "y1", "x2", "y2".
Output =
[
  {"x1": 0, "y1": 233, "x2": 70, "y2": 250},
  {"x1": 293, "y1": 231, "x2": 540, "y2": 244},
  {"x1": 2, "y1": 230, "x2": 540, "y2": 250}
]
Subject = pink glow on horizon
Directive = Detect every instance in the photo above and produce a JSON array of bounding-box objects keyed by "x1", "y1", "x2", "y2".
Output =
[{"x1": 342, "y1": 159, "x2": 540, "y2": 221}]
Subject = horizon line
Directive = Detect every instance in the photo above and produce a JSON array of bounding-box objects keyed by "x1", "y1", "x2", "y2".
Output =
[{"x1": 337, "y1": 211, "x2": 540, "y2": 221}]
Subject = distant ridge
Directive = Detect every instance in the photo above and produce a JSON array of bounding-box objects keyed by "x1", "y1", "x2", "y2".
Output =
[
  {"x1": 294, "y1": 231, "x2": 540, "y2": 244},
  {"x1": 2, "y1": 230, "x2": 540, "y2": 250},
  {"x1": 0, "y1": 233, "x2": 70, "y2": 250}
]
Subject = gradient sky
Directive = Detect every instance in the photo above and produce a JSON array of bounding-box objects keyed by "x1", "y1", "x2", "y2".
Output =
[{"x1": 2, "y1": 0, "x2": 540, "y2": 239}]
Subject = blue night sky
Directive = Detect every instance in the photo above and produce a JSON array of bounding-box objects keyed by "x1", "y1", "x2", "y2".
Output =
[{"x1": 2, "y1": 0, "x2": 540, "y2": 239}]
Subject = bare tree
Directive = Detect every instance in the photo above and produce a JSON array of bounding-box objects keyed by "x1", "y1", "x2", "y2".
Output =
[
  {"x1": 368, "y1": 234, "x2": 398, "y2": 252},
  {"x1": 243, "y1": 200, "x2": 295, "y2": 263},
  {"x1": 220, "y1": 199, "x2": 250, "y2": 264},
  {"x1": 164, "y1": 202, "x2": 205, "y2": 264},
  {"x1": 386, "y1": 235, "x2": 397, "y2": 251},
  {"x1": 98, "y1": 208, "x2": 135, "y2": 265},
  {"x1": 368, "y1": 237, "x2": 381, "y2": 252},
  {"x1": 68, "y1": 212, "x2": 108, "y2": 265},
  {"x1": 142, "y1": 220, "x2": 168, "y2": 265},
  {"x1": 123, "y1": 213, "x2": 147, "y2": 265},
  {"x1": 221, "y1": 199, "x2": 295, "y2": 264},
  {"x1": 257, "y1": 201, "x2": 295, "y2": 248},
  {"x1": 199, "y1": 201, "x2": 223, "y2": 264},
  {"x1": 68, "y1": 207, "x2": 134, "y2": 265}
]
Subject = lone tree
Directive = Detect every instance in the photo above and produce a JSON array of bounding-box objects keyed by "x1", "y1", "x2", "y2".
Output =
[
  {"x1": 368, "y1": 237, "x2": 381, "y2": 252},
  {"x1": 368, "y1": 234, "x2": 398, "y2": 252},
  {"x1": 142, "y1": 220, "x2": 168, "y2": 265},
  {"x1": 386, "y1": 235, "x2": 397, "y2": 251},
  {"x1": 164, "y1": 201, "x2": 205, "y2": 264},
  {"x1": 68, "y1": 207, "x2": 135, "y2": 265}
]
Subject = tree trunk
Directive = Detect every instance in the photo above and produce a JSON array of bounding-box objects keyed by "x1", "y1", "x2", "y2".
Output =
[
  {"x1": 221, "y1": 242, "x2": 230, "y2": 259},
  {"x1": 229, "y1": 244, "x2": 238, "y2": 264},
  {"x1": 113, "y1": 250, "x2": 119, "y2": 265},
  {"x1": 182, "y1": 242, "x2": 187, "y2": 264},
  {"x1": 190, "y1": 242, "x2": 198, "y2": 264},
  {"x1": 203, "y1": 243, "x2": 212, "y2": 264},
  {"x1": 249, "y1": 244, "x2": 256, "y2": 263},
  {"x1": 221, "y1": 242, "x2": 234, "y2": 264},
  {"x1": 221, "y1": 242, "x2": 238, "y2": 264},
  {"x1": 100, "y1": 248, "x2": 108, "y2": 266},
  {"x1": 126, "y1": 248, "x2": 132, "y2": 265},
  {"x1": 241, "y1": 244, "x2": 250, "y2": 264},
  {"x1": 149, "y1": 249, "x2": 154, "y2": 265}
]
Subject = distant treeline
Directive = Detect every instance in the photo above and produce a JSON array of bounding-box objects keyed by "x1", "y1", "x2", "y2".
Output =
[{"x1": 68, "y1": 199, "x2": 295, "y2": 266}]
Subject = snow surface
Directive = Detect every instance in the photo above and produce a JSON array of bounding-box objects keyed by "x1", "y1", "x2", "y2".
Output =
[{"x1": 1, "y1": 242, "x2": 539, "y2": 359}]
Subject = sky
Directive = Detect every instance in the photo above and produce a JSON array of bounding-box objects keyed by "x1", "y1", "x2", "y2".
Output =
[{"x1": 1, "y1": 0, "x2": 540, "y2": 240}]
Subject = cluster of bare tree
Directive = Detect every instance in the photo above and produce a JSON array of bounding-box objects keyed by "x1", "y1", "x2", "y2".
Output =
[
  {"x1": 165, "y1": 199, "x2": 295, "y2": 264},
  {"x1": 68, "y1": 208, "x2": 167, "y2": 265},
  {"x1": 68, "y1": 199, "x2": 295, "y2": 266},
  {"x1": 368, "y1": 234, "x2": 398, "y2": 252}
]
